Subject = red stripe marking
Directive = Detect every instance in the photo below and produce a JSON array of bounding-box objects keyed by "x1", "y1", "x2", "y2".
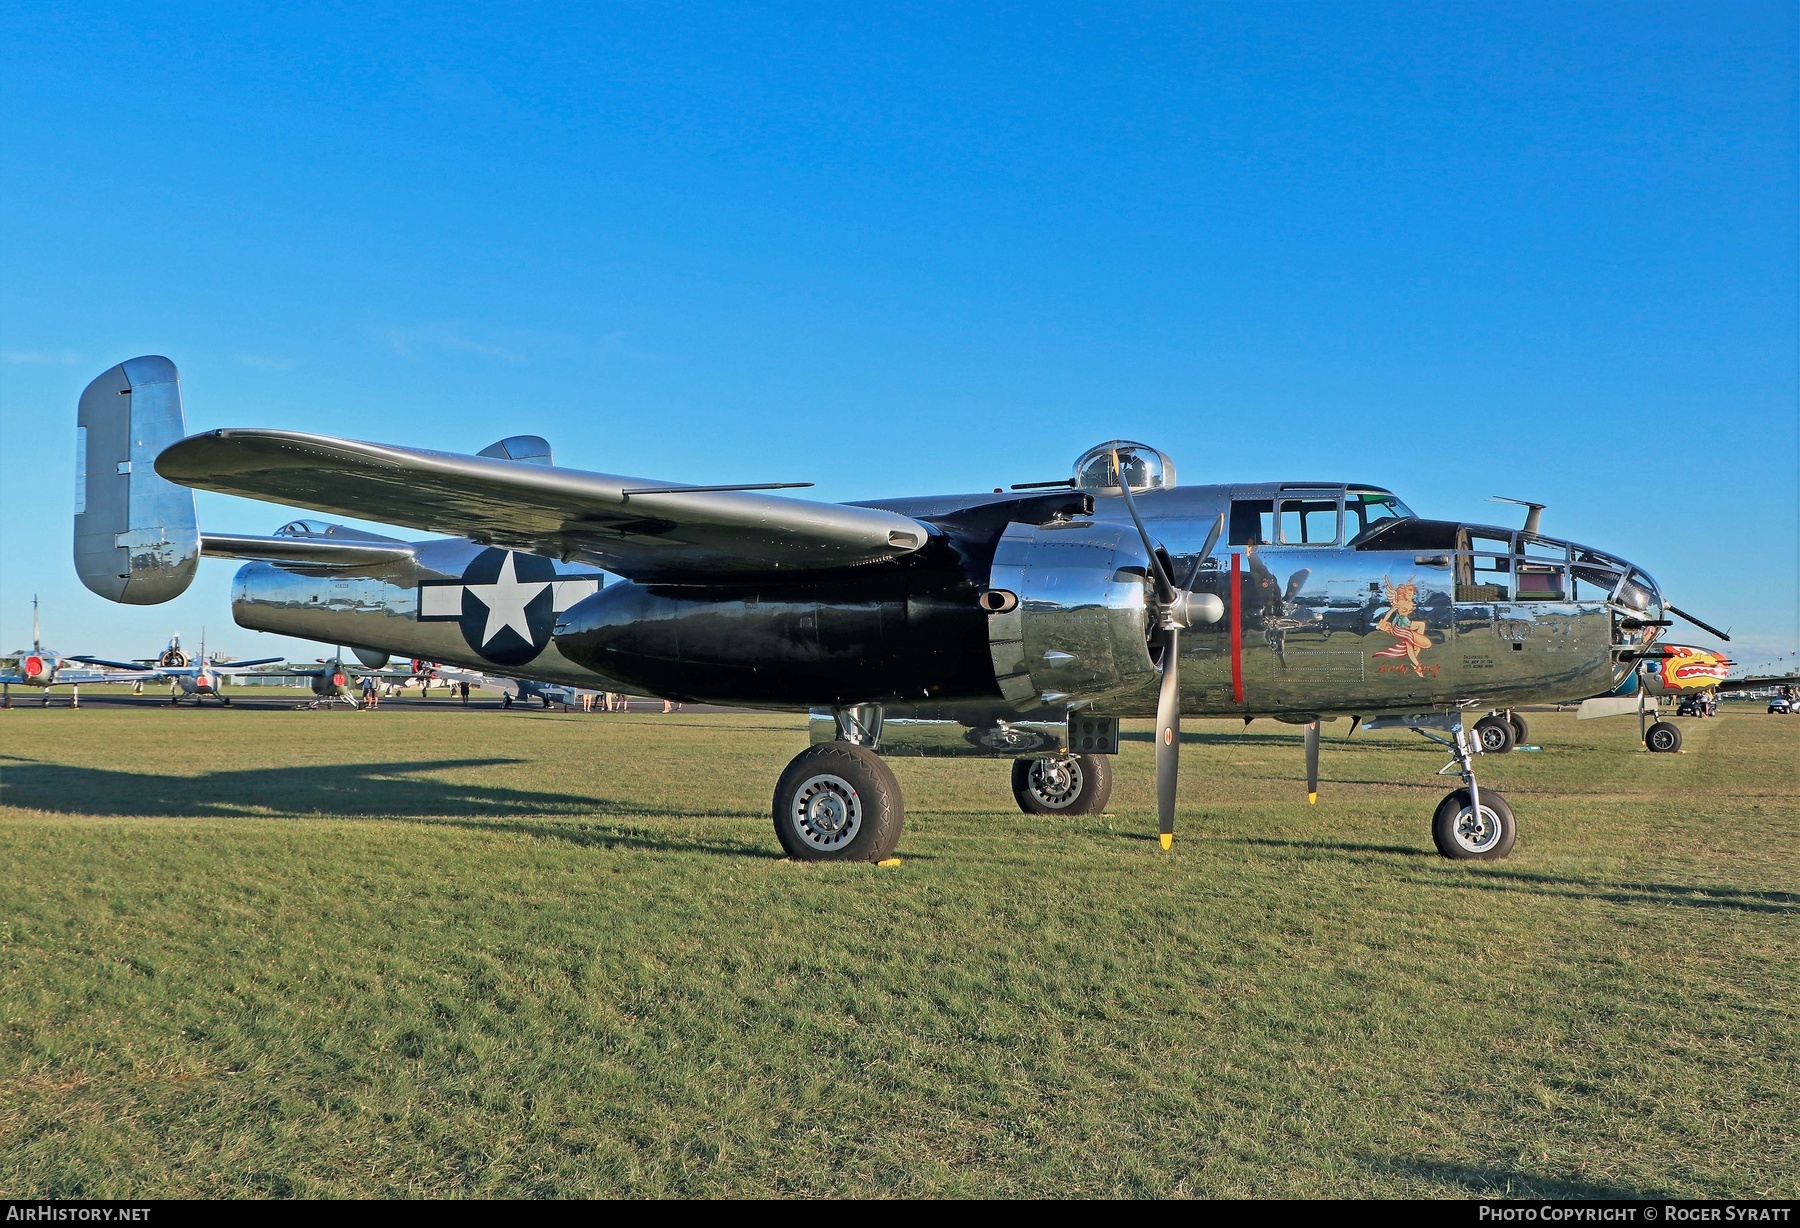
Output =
[{"x1": 1230, "y1": 552, "x2": 1244, "y2": 704}]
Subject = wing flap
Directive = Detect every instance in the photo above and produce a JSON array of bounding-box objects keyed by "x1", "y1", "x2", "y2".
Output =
[{"x1": 157, "y1": 429, "x2": 929, "y2": 580}]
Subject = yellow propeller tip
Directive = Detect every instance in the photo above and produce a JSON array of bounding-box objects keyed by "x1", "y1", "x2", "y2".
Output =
[
  {"x1": 1159, "y1": 833, "x2": 1173, "y2": 851},
  {"x1": 1308, "y1": 792, "x2": 1317, "y2": 805}
]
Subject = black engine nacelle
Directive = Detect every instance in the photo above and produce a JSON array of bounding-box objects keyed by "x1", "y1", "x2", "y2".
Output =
[{"x1": 552, "y1": 572, "x2": 994, "y2": 706}]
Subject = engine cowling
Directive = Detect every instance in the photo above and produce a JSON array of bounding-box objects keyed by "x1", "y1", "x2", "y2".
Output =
[
  {"x1": 552, "y1": 567, "x2": 994, "y2": 706},
  {"x1": 985, "y1": 520, "x2": 1160, "y2": 710}
]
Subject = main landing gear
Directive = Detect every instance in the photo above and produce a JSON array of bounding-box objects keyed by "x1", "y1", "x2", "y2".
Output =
[
  {"x1": 781, "y1": 706, "x2": 1519, "y2": 864},
  {"x1": 772, "y1": 743, "x2": 906, "y2": 862},
  {"x1": 1011, "y1": 754, "x2": 1113, "y2": 815},
  {"x1": 1473, "y1": 709, "x2": 1529, "y2": 754}
]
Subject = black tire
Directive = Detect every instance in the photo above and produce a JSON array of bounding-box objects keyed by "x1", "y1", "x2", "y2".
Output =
[
  {"x1": 1474, "y1": 715, "x2": 1516, "y2": 755},
  {"x1": 1507, "y1": 711, "x2": 1529, "y2": 744},
  {"x1": 1432, "y1": 788, "x2": 1517, "y2": 860},
  {"x1": 1011, "y1": 754, "x2": 1114, "y2": 815},
  {"x1": 773, "y1": 743, "x2": 905, "y2": 862},
  {"x1": 1645, "y1": 721, "x2": 1683, "y2": 753}
]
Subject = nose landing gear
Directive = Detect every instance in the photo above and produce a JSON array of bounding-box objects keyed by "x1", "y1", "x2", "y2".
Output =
[
  {"x1": 1363, "y1": 714, "x2": 1518, "y2": 860},
  {"x1": 1425, "y1": 719, "x2": 1516, "y2": 860}
]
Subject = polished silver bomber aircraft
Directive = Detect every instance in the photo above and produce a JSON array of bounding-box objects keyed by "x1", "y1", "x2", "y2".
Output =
[{"x1": 76, "y1": 356, "x2": 1693, "y2": 863}]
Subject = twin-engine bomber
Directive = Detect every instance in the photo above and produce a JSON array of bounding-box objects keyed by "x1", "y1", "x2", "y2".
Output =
[{"x1": 75, "y1": 356, "x2": 1697, "y2": 863}]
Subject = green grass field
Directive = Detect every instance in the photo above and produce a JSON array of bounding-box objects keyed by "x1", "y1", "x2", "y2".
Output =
[{"x1": 0, "y1": 700, "x2": 1794, "y2": 1198}]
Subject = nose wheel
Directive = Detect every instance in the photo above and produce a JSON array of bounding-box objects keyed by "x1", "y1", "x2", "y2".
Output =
[
  {"x1": 1432, "y1": 788, "x2": 1516, "y2": 860},
  {"x1": 1645, "y1": 720, "x2": 1682, "y2": 753}
]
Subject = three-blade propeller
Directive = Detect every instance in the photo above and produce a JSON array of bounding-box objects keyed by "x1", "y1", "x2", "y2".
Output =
[{"x1": 1109, "y1": 450, "x2": 1225, "y2": 850}]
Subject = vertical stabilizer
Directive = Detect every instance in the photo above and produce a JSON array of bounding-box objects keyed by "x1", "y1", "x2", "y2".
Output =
[{"x1": 73, "y1": 356, "x2": 200, "y2": 604}]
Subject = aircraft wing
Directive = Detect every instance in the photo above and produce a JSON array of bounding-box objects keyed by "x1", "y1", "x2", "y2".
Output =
[
  {"x1": 70, "y1": 655, "x2": 286, "y2": 674},
  {"x1": 156, "y1": 429, "x2": 932, "y2": 581},
  {"x1": 1719, "y1": 674, "x2": 1800, "y2": 694}
]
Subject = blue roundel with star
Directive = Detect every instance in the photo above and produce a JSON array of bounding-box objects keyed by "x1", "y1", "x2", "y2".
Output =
[{"x1": 452, "y1": 548, "x2": 560, "y2": 666}]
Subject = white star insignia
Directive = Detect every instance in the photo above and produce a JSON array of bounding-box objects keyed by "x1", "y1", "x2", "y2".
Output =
[{"x1": 463, "y1": 553, "x2": 550, "y2": 647}]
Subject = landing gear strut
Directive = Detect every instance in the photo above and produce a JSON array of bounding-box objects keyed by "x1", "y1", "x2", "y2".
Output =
[{"x1": 1424, "y1": 722, "x2": 1516, "y2": 859}]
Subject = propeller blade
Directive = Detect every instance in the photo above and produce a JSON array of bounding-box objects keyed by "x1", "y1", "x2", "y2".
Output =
[
  {"x1": 1179, "y1": 512, "x2": 1227, "y2": 591},
  {"x1": 1111, "y1": 449, "x2": 1176, "y2": 600},
  {"x1": 1304, "y1": 720, "x2": 1320, "y2": 805},
  {"x1": 1668, "y1": 605, "x2": 1731, "y2": 643},
  {"x1": 1156, "y1": 626, "x2": 1181, "y2": 849}
]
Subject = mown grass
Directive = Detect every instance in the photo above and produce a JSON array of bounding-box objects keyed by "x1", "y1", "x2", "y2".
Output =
[{"x1": 0, "y1": 702, "x2": 1793, "y2": 1198}]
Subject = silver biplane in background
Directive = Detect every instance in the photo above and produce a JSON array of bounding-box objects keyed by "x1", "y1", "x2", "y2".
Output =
[{"x1": 76, "y1": 356, "x2": 1722, "y2": 863}]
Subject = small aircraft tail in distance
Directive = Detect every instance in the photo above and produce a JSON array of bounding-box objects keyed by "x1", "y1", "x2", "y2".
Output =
[{"x1": 73, "y1": 356, "x2": 201, "y2": 605}]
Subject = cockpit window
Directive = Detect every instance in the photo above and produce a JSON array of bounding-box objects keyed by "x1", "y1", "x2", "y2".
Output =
[
  {"x1": 1229, "y1": 500, "x2": 1274, "y2": 546},
  {"x1": 1278, "y1": 497, "x2": 1341, "y2": 545},
  {"x1": 276, "y1": 520, "x2": 333, "y2": 537},
  {"x1": 1345, "y1": 491, "x2": 1415, "y2": 544}
]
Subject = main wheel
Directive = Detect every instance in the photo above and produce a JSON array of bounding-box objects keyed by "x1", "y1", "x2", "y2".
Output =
[
  {"x1": 1011, "y1": 754, "x2": 1113, "y2": 815},
  {"x1": 1432, "y1": 788, "x2": 1516, "y2": 860},
  {"x1": 773, "y1": 743, "x2": 905, "y2": 862},
  {"x1": 1507, "y1": 711, "x2": 1529, "y2": 744},
  {"x1": 1645, "y1": 720, "x2": 1682, "y2": 753},
  {"x1": 1474, "y1": 715, "x2": 1516, "y2": 754}
]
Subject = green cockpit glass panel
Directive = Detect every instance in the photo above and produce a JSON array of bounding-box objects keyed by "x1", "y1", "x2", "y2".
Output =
[{"x1": 1345, "y1": 491, "x2": 1416, "y2": 545}]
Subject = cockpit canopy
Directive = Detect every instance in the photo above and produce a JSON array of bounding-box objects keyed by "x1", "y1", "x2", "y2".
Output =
[
  {"x1": 1072, "y1": 441, "x2": 1177, "y2": 495},
  {"x1": 274, "y1": 519, "x2": 406, "y2": 544}
]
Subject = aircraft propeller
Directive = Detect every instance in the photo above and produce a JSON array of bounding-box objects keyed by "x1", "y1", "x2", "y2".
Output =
[{"x1": 1109, "y1": 450, "x2": 1225, "y2": 849}]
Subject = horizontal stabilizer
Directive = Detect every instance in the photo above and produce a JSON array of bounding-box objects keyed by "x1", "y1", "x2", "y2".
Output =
[
  {"x1": 201, "y1": 532, "x2": 416, "y2": 569},
  {"x1": 74, "y1": 357, "x2": 201, "y2": 604},
  {"x1": 155, "y1": 428, "x2": 931, "y2": 581}
]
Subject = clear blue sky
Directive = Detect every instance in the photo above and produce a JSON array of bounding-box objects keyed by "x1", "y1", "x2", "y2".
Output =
[{"x1": 3, "y1": 2, "x2": 1795, "y2": 668}]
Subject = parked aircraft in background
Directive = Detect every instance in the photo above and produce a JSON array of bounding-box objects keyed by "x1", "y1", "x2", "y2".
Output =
[
  {"x1": 1, "y1": 596, "x2": 149, "y2": 707},
  {"x1": 73, "y1": 631, "x2": 284, "y2": 705},
  {"x1": 1572, "y1": 643, "x2": 1800, "y2": 753},
  {"x1": 76, "y1": 356, "x2": 1728, "y2": 863}
]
